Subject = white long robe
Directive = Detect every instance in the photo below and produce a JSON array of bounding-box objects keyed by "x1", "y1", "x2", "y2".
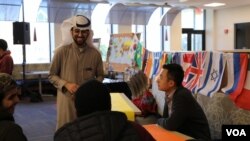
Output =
[{"x1": 49, "y1": 42, "x2": 104, "y2": 130}]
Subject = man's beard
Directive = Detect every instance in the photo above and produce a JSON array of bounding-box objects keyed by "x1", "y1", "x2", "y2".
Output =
[{"x1": 74, "y1": 37, "x2": 87, "y2": 46}]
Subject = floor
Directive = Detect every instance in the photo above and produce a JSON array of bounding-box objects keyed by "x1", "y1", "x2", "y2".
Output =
[
  {"x1": 13, "y1": 95, "x2": 158, "y2": 141},
  {"x1": 14, "y1": 96, "x2": 57, "y2": 141}
]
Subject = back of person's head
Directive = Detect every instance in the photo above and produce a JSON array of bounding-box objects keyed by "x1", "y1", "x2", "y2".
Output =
[
  {"x1": 0, "y1": 39, "x2": 8, "y2": 51},
  {"x1": 75, "y1": 79, "x2": 111, "y2": 117},
  {"x1": 0, "y1": 73, "x2": 17, "y2": 106},
  {"x1": 162, "y1": 63, "x2": 184, "y2": 87}
]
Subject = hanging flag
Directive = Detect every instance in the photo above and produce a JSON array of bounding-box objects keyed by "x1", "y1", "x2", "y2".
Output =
[
  {"x1": 33, "y1": 27, "x2": 37, "y2": 41},
  {"x1": 144, "y1": 51, "x2": 154, "y2": 78},
  {"x1": 152, "y1": 52, "x2": 162, "y2": 76},
  {"x1": 171, "y1": 52, "x2": 181, "y2": 64},
  {"x1": 182, "y1": 52, "x2": 207, "y2": 93},
  {"x1": 166, "y1": 53, "x2": 172, "y2": 64},
  {"x1": 156, "y1": 52, "x2": 168, "y2": 75},
  {"x1": 181, "y1": 52, "x2": 195, "y2": 78},
  {"x1": 142, "y1": 48, "x2": 148, "y2": 72},
  {"x1": 231, "y1": 55, "x2": 250, "y2": 110},
  {"x1": 197, "y1": 52, "x2": 226, "y2": 97},
  {"x1": 134, "y1": 42, "x2": 143, "y2": 69},
  {"x1": 221, "y1": 53, "x2": 248, "y2": 100}
]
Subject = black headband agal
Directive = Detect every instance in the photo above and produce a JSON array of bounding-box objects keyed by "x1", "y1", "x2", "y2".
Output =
[{"x1": 76, "y1": 15, "x2": 91, "y2": 28}]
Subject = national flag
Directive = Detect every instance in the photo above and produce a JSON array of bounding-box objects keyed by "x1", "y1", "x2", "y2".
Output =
[
  {"x1": 152, "y1": 52, "x2": 162, "y2": 76},
  {"x1": 171, "y1": 52, "x2": 181, "y2": 64},
  {"x1": 156, "y1": 52, "x2": 168, "y2": 75},
  {"x1": 141, "y1": 48, "x2": 148, "y2": 72},
  {"x1": 180, "y1": 52, "x2": 195, "y2": 75},
  {"x1": 134, "y1": 42, "x2": 143, "y2": 69},
  {"x1": 182, "y1": 52, "x2": 207, "y2": 93},
  {"x1": 144, "y1": 51, "x2": 154, "y2": 78},
  {"x1": 197, "y1": 52, "x2": 226, "y2": 97},
  {"x1": 166, "y1": 53, "x2": 172, "y2": 64},
  {"x1": 221, "y1": 53, "x2": 248, "y2": 100},
  {"x1": 232, "y1": 55, "x2": 250, "y2": 110}
]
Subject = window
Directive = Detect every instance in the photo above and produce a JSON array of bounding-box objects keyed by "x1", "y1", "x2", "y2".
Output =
[
  {"x1": 92, "y1": 3, "x2": 112, "y2": 61},
  {"x1": 0, "y1": 0, "x2": 51, "y2": 64},
  {"x1": 132, "y1": 7, "x2": 170, "y2": 52},
  {"x1": 163, "y1": 26, "x2": 171, "y2": 51},
  {"x1": 162, "y1": 8, "x2": 171, "y2": 51},
  {"x1": 235, "y1": 22, "x2": 250, "y2": 49},
  {"x1": 181, "y1": 8, "x2": 205, "y2": 51},
  {"x1": 0, "y1": 21, "x2": 23, "y2": 64},
  {"x1": 132, "y1": 24, "x2": 145, "y2": 46},
  {"x1": 146, "y1": 8, "x2": 162, "y2": 52}
]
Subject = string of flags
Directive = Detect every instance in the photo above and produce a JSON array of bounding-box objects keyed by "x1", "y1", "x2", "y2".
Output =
[{"x1": 134, "y1": 44, "x2": 250, "y2": 110}]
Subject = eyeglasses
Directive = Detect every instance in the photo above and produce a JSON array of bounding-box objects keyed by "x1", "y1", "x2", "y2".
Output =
[{"x1": 73, "y1": 28, "x2": 90, "y2": 35}]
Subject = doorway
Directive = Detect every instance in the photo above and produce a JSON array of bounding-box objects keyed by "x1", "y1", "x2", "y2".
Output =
[{"x1": 182, "y1": 28, "x2": 205, "y2": 51}]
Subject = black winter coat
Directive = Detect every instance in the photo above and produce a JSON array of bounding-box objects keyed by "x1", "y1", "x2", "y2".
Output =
[
  {"x1": 55, "y1": 111, "x2": 155, "y2": 141},
  {"x1": 0, "y1": 108, "x2": 27, "y2": 141}
]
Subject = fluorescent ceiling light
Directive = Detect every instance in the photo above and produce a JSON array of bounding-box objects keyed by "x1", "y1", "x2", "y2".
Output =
[{"x1": 204, "y1": 2, "x2": 225, "y2": 7}]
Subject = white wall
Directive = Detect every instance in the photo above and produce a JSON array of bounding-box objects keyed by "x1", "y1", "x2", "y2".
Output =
[
  {"x1": 208, "y1": 5, "x2": 250, "y2": 51},
  {"x1": 205, "y1": 9, "x2": 215, "y2": 51},
  {"x1": 170, "y1": 12, "x2": 182, "y2": 51}
]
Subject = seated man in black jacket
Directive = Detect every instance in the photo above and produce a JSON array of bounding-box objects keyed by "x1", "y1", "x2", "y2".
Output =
[
  {"x1": 54, "y1": 79, "x2": 155, "y2": 141},
  {"x1": 0, "y1": 73, "x2": 27, "y2": 141},
  {"x1": 156, "y1": 64, "x2": 211, "y2": 141}
]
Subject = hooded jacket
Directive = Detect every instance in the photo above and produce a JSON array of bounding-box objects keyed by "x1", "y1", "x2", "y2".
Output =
[
  {"x1": 0, "y1": 50, "x2": 14, "y2": 75},
  {"x1": 0, "y1": 108, "x2": 27, "y2": 141},
  {"x1": 54, "y1": 111, "x2": 155, "y2": 141}
]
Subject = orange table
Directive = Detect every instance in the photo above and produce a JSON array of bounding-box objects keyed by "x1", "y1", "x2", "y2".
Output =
[{"x1": 143, "y1": 124, "x2": 193, "y2": 141}]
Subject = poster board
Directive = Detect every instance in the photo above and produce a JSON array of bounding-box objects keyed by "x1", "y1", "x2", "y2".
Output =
[{"x1": 107, "y1": 33, "x2": 139, "y2": 65}]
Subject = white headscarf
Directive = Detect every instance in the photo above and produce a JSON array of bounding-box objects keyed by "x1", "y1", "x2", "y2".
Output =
[{"x1": 59, "y1": 15, "x2": 94, "y2": 47}]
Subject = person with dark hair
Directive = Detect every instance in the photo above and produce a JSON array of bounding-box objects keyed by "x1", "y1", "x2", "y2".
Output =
[
  {"x1": 0, "y1": 73, "x2": 27, "y2": 141},
  {"x1": 156, "y1": 63, "x2": 211, "y2": 141},
  {"x1": 0, "y1": 39, "x2": 14, "y2": 75},
  {"x1": 49, "y1": 15, "x2": 104, "y2": 130},
  {"x1": 54, "y1": 79, "x2": 156, "y2": 141}
]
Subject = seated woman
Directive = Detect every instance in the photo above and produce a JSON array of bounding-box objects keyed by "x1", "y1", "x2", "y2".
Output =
[{"x1": 0, "y1": 73, "x2": 27, "y2": 141}]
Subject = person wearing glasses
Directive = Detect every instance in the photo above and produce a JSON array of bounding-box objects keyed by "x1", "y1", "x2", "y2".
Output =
[{"x1": 49, "y1": 15, "x2": 104, "y2": 130}]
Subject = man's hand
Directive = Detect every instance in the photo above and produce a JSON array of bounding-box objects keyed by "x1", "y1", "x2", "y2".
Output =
[{"x1": 64, "y1": 82, "x2": 79, "y2": 94}]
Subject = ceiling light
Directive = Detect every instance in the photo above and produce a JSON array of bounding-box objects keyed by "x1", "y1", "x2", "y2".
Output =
[{"x1": 204, "y1": 3, "x2": 225, "y2": 7}]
